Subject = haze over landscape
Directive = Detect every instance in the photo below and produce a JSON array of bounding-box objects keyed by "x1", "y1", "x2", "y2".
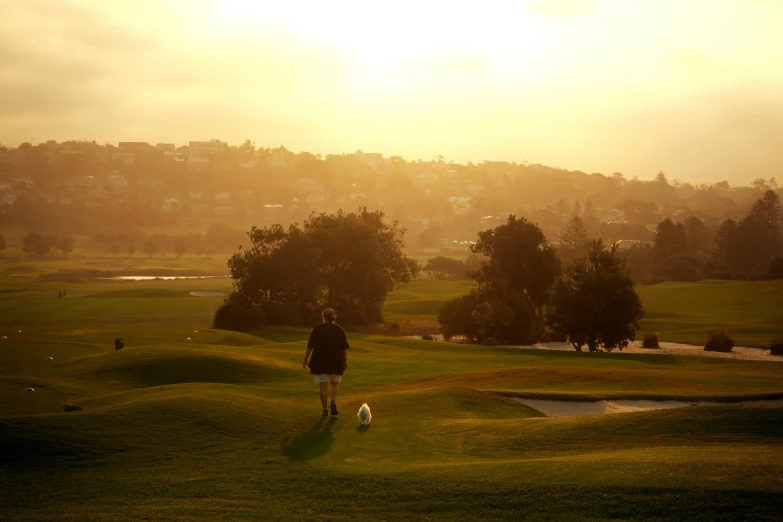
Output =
[
  {"x1": 2, "y1": 2, "x2": 783, "y2": 520},
  {"x1": 3, "y1": 0, "x2": 783, "y2": 184}
]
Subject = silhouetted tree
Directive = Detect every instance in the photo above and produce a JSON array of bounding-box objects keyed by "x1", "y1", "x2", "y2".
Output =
[
  {"x1": 228, "y1": 209, "x2": 419, "y2": 325},
  {"x1": 654, "y1": 218, "x2": 686, "y2": 264},
  {"x1": 0, "y1": 232, "x2": 5, "y2": 252},
  {"x1": 438, "y1": 216, "x2": 559, "y2": 344},
  {"x1": 558, "y1": 216, "x2": 591, "y2": 265},
  {"x1": 127, "y1": 244, "x2": 136, "y2": 257},
  {"x1": 682, "y1": 217, "x2": 710, "y2": 253},
  {"x1": 547, "y1": 241, "x2": 645, "y2": 352},
  {"x1": 424, "y1": 256, "x2": 467, "y2": 280},
  {"x1": 110, "y1": 244, "x2": 119, "y2": 257},
  {"x1": 174, "y1": 239, "x2": 185, "y2": 259},
  {"x1": 143, "y1": 240, "x2": 157, "y2": 258}
]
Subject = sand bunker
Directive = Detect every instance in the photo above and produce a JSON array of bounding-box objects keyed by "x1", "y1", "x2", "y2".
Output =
[
  {"x1": 523, "y1": 340, "x2": 782, "y2": 362},
  {"x1": 512, "y1": 398, "x2": 783, "y2": 418},
  {"x1": 188, "y1": 291, "x2": 227, "y2": 297},
  {"x1": 405, "y1": 335, "x2": 781, "y2": 362}
]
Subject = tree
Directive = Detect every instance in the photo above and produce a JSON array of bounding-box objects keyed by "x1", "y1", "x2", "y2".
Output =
[
  {"x1": 472, "y1": 215, "x2": 561, "y2": 312},
  {"x1": 54, "y1": 236, "x2": 73, "y2": 256},
  {"x1": 127, "y1": 244, "x2": 136, "y2": 257},
  {"x1": 424, "y1": 256, "x2": 467, "y2": 280},
  {"x1": 303, "y1": 209, "x2": 420, "y2": 323},
  {"x1": 547, "y1": 241, "x2": 645, "y2": 352},
  {"x1": 682, "y1": 217, "x2": 710, "y2": 253},
  {"x1": 653, "y1": 218, "x2": 686, "y2": 264},
  {"x1": 110, "y1": 244, "x2": 119, "y2": 257},
  {"x1": 143, "y1": 240, "x2": 158, "y2": 258},
  {"x1": 558, "y1": 216, "x2": 591, "y2": 265},
  {"x1": 0, "y1": 232, "x2": 5, "y2": 252},
  {"x1": 227, "y1": 209, "x2": 419, "y2": 325},
  {"x1": 438, "y1": 216, "x2": 560, "y2": 344},
  {"x1": 174, "y1": 239, "x2": 186, "y2": 259},
  {"x1": 713, "y1": 219, "x2": 738, "y2": 269},
  {"x1": 749, "y1": 190, "x2": 781, "y2": 257},
  {"x1": 712, "y1": 191, "x2": 781, "y2": 276},
  {"x1": 22, "y1": 232, "x2": 55, "y2": 256}
]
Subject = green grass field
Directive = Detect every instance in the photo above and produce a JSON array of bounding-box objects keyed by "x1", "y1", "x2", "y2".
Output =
[{"x1": 1, "y1": 268, "x2": 782, "y2": 520}]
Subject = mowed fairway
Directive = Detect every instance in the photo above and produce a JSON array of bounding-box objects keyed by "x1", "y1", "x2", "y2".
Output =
[
  {"x1": 1, "y1": 277, "x2": 782, "y2": 520},
  {"x1": 383, "y1": 279, "x2": 783, "y2": 347}
]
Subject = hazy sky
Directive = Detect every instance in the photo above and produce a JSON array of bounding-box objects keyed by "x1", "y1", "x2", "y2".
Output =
[{"x1": 1, "y1": 0, "x2": 782, "y2": 184}]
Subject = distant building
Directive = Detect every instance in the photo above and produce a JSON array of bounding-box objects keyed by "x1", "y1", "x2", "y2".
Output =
[
  {"x1": 188, "y1": 139, "x2": 228, "y2": 172},
  {"x1": 214, "y1": 191, "x2": 231, "y2": 204},
  {"x1": 162, "y1": 198, "x2": 182, "y2": 213},
  {"x1": 447, "y1": 196, "x2": 472, "y2": 215},
  {"x1": 155, "y1": 143, "x2": 176, "y2": 152},
  {"x1": 111, "y1": 152, "x2": 135, "y2": 166},
  {"x1": 118, "y1": 142, "x2": 151, "y2": 151},
  {"x1": 189, "y1": 139, "x2": 228, "y2": 157}
]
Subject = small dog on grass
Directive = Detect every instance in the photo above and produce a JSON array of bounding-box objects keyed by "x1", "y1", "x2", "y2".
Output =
[{"x1": 357, "y1": 403, "x2": 371, "y2": 426}]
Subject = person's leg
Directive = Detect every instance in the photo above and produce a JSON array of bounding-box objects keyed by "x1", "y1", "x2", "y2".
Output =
[
  {"x1": 319, "y1": 381, "x2": 328, "y2": 411},
  {"x1": 329, "y1": 380, "x2": 339, "y2": 415}
]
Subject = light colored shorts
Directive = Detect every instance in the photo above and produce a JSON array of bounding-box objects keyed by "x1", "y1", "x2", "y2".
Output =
[{"x1": 313, "y1": 374, "x2": 343, "y2": 383}]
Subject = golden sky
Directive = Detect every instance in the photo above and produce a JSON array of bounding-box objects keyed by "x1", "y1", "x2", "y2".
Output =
[{"x1": 1, "y1": 0, "x2": 782, "y2": 183}]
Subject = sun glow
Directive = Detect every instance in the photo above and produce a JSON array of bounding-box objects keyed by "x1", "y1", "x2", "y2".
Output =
[{"x1": 211, "y1": 1, "x2": 561, "y2": 90}]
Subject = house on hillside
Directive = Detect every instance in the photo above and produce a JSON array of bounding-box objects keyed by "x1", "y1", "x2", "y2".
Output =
[
  {"x1": 214, "y1": 191, "x2": 232, "y2": 204},
  {"x1": 162, "y1": 198, "x2": 182, "y2": 213},
  {"x1": 448, "y1": 196, "x2": 472, "y2": 215}
]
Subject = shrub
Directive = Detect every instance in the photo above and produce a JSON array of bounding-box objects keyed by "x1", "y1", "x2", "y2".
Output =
[
  {"x1": 704, "y1": 329, "x2": 734, "y2": 352},
  {"x1": 642, "y1": 332, "x2": 659, "y2": 348},
  {"x1": 421, "y1": 334, "x2": 434, "y2": 341},
  {"x1": 771, "y1": 336, "x2": 783, "y2": 356},
  {"x1": 63, "y1": 404, "x2": 82, "y2": 412},
  {"x1": 213, "y1": 301, "x2": 265, "y2": 331}
]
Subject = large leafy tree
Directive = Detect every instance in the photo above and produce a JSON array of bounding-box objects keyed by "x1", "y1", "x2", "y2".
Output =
[
  {"x1": 547, "y1": 241, "x2": 645, "y2": 352},
  {"x1": 438, "y1": 216, "x2": 560, "y2": 344},
  {"x1": 471, "y1": 215, "x2": 561, "y2": 312},
  {"x1": 227, "y1": 209, "x2": 419, "y2": 326},
  {"x1": 653, "y1": 218, "x2": 686, "y2": 264}
]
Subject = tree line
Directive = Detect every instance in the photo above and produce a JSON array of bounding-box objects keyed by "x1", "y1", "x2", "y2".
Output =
[
  {"x1": 21, "y1": 232, "x2": 74, "y2": 256},
  {"x1": 436, "y1": 216, "x2": 644, "y2": 351}
]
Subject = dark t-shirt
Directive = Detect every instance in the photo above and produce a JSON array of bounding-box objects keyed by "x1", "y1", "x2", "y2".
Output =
[{"x1": 307, "y1": 322, "x2": 350, "y2": 375}]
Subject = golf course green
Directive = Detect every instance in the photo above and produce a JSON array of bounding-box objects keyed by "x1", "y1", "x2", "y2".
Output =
[{"x1": 1, "y1": 263, "x2": 782, "y2": 520}]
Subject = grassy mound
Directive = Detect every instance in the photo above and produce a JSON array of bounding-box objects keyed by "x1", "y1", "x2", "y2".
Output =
[{"x1": 73, "y1": 345, "x2": 300, "y2": 388}]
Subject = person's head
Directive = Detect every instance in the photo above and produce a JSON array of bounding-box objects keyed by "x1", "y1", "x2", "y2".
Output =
[{"x1": 322, "y1": 308, "x2": 337, "y2": 324}]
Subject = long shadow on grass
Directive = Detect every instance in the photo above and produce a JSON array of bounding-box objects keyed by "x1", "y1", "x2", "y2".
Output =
[{"x1": 282, "y1": 417, "x2": 337, "y2": 461}]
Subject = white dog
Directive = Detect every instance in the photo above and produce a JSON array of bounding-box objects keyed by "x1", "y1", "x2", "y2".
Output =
[{"x1": 357, "y1": 403, "x2": 371, "y2": 426}]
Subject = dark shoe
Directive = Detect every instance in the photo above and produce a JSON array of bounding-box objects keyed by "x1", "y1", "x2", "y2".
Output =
[
  {"x1": 321, "y1": 410, "x2": 329, "y2": 417},
  {"x1": 330, "y1": 402, "x2": 338, "y2": 416}
]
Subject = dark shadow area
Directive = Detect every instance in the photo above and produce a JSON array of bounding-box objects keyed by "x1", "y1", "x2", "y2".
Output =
[
  {"x1": 355, "y1": 424, "x2": 371, "y2": 434},
  {"x1": 282, "y1": 417, "x2": 337, "y2": 461}
]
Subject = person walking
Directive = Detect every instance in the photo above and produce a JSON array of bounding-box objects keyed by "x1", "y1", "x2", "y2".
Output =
[{"x1": 303, "y1": 308, "x2": 349, "y2": 417}]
